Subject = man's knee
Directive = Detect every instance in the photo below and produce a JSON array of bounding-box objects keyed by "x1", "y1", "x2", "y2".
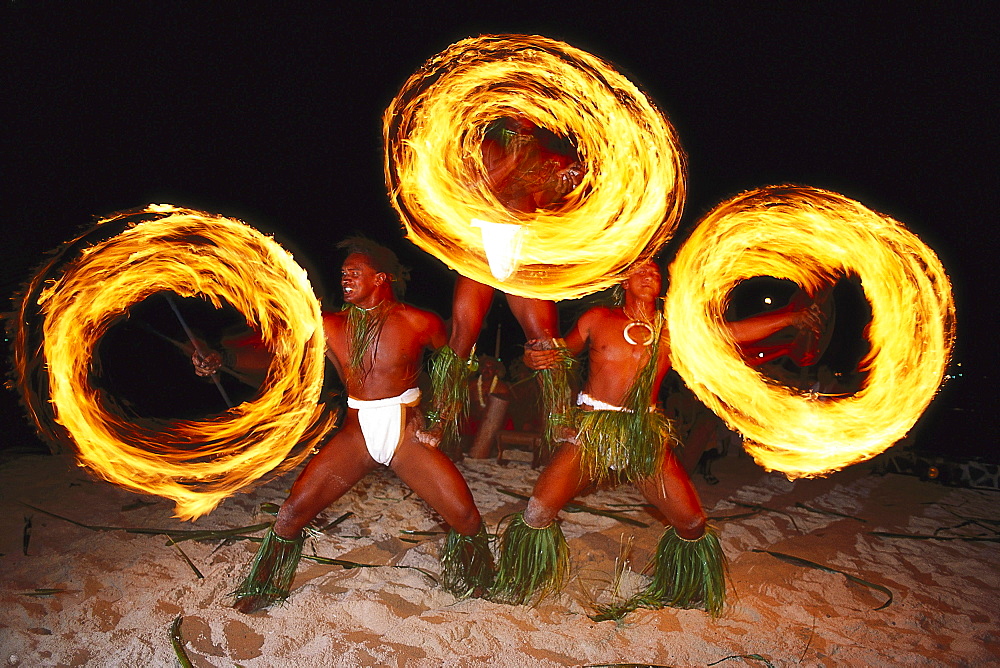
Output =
[
  {"x1": 452, "y1": 505, "x2": 483, "y2": 536},
  {"x1": 523, "y1": 496, "x2": 558, "y2": 529},
  {"x1": 672, "y1": 513, "x2": 707, "y2": 541}
]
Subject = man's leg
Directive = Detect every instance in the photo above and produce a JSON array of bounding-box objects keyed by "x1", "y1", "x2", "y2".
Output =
[
  {"x1": 390, "y1": 418, "x2": 481, "y2": 536},
  {"x1": 390, "y1": 413, "x2": 492, "y2": 597},
  {"x1": 506, "y1": 294, "x2": 559, "y2": 341},
  {"x1": 449, "y1": 276, "x2": 496, "y2": 358},
  {"x1": 491, "y1": 443, "x2": 593, "y2": 604},
  {"x1": 428, "y1": 276, "x2": 494, "y2": 455},
  {"x1": 635, "y1": 446, "x2": 707, "y2": 539},
  {"x1": 273, "y1": 418, "x2": 378, "y2": 539},
  {"x1": 233, "y1": 417, "x2": 376, "y2": 613},
  {"x1": 631, "y1": 445, "x2": 726, "y2": 617},
  {"x1": 507, "y1": 295, "x2": 571, "y2": 451},
  {"x1": 523, "y1": 442, "x2": 591, "y2": 527}
]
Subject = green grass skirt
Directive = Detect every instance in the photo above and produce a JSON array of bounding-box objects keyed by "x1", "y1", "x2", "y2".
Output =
[{"x1": 575, "y1": 406, "x2": 672, "y2": 484}]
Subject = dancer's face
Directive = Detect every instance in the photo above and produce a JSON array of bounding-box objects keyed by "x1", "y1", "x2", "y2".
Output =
[
  {"x1": 341, "y1": 253, "x2": 386, "y2": 307},
  {"x1": 623, "y1": 261, "x2": 662, "y2": 301}
]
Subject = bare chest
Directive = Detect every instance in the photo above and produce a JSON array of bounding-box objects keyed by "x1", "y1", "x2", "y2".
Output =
[
  {"x1": 589, "y1": 322, "x2": 655, "y2": 367},
  {"x1": 328, "y1": 311, "x2": 426, "y2": 394}
]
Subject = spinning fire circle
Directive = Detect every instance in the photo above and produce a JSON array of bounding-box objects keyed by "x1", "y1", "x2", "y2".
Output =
[
  {"x1": 25, "y1": 205, "x2": 333, "y2": 519},
  {"x1": 384, "y1": 33, "x2": 685, "y2": 300},
  {"x1": 666, "y1": 185, "x2": 955, "y2": 478}
]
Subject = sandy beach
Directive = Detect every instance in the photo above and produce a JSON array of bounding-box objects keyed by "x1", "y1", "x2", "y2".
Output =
[{"x1": 1, "y1": 443, "x2": 997, "y2": 667}]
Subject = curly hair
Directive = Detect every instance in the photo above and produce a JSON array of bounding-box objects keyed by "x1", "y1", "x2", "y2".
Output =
[{"x1": 337, "y1": 236, "x2": 409, "y2": 298}]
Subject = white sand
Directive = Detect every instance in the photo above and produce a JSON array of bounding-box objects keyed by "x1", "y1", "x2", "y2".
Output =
[{"x1": 1, "y1": 448, "x2": 997, "y2": 667}]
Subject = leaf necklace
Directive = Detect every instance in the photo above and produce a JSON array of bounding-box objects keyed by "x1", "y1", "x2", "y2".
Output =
[{"x1": 345, "y1": 300, "x2": 396, "y2": 380}]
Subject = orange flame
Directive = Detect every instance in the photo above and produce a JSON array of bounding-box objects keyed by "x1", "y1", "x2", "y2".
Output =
[
  {"x1": 667, "y1": 186, "x2": 955, "y2": 478},
  {"x1": 384, "y1": 34, "x2": 685, "y2": 300},
  {"x1": 34, "y1": 205, "x2": 333, "y2": 519}
]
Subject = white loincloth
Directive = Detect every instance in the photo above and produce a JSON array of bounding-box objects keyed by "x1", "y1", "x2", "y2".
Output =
[
  {"x1": 577, "y1": 391, "x2": 626, "y2": 412},
  {"x1": 577, "y1": 391, "x2": 655, "y2": 414},
  {"x1": 347, "y1": 388, "x2": 421, "y2": 465},
  {"x1": 471, "y1": 218, "x2": 524, "y2": 282}
]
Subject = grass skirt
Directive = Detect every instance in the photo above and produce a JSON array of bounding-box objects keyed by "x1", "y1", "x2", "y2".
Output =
[{"x1": 576, "y1": 406, "x2": 672, "y2": 484}]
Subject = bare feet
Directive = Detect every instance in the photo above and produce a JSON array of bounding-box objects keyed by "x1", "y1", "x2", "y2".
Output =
[{"x1": 232, "y1": 594, "x2": 270, "y2": 615}]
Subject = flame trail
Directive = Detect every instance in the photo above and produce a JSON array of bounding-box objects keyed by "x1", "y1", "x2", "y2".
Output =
[
  {"x1": 384, "y1": 34, "x2": 685, "y2": 300},
  {"x1": 667, "y1": 186, "x2": 955, "y2": 478},
  {"x1": 21, "y1": 205, "x2": 334, "y2": 519}
]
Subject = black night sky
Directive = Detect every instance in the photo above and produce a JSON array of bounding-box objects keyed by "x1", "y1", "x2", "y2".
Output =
[{"x1": 3, "y1": 4, "x2": 994, "y2": 460}]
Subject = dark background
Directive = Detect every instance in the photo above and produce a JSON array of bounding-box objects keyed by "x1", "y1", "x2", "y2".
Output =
[{"x1": 3, "y1": 3, "x2": 994, "y2": 460}]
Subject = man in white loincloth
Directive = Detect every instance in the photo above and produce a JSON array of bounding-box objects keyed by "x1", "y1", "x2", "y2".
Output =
[{"x1": 229, "y1": 237, "x2": 492, "y2": 613}]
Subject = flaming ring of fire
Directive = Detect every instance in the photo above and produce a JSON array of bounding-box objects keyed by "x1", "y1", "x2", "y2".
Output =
[
  {"x1": 35, "y1": 205, "x2": 332, "y2": 519},
  {"x1": 384, "y1": 34, "x2": 685, "y2": 300},
  {"x1": 666, "y1": 185, "x2": 955, "y2": 478}
]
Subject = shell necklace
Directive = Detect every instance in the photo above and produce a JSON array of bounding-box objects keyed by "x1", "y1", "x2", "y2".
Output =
[{"x1": 622, "y1": 306, "x2": 655, "y2": 346}]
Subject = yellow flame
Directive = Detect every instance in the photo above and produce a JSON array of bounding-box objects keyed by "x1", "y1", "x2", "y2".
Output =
[
  {"x1": 667, "y1": 186, "x2": 955, "y2": 478},
  {"x1": 36, "y1": 205, "x2": 333, "y2": 519},
  {"x1": 384, "y1": 34, "x2": 685, "y2": 300}
]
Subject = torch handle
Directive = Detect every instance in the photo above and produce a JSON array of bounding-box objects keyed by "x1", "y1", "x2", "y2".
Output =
[{"x1": 164, "y1": 293, "x2": 234, "y2": 408}]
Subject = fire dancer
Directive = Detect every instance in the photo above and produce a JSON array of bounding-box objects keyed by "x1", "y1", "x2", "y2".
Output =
[
  {"x1": 491, "y1": 259, "x2": 822, "y2": 615},
  {"x1": 229, "y1": 237, "x2": 492, "y2": 614},
  {"x1": 425, "y1": 117, "x2": 584, "y2": 453}
]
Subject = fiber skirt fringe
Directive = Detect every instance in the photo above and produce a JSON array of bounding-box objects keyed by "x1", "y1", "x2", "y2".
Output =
[
  {"x1": 231, "y1": 528, "x2": 304, "y2": 613},
  {"x1": 427, "y1": 345, "x2": 477, "y2": 457},
  {"x1": 440, "y1": 525, "x2": 495, "y2": 598},
  {"x1": 490, "y1": 512, "x2": 570, "y2": 606},
  {"x1": 537, "y1": 345, "x2": 575, "y2": 452},
  {"x1": 637, "y1": 524, "x2": 727, "y2": 617}
]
